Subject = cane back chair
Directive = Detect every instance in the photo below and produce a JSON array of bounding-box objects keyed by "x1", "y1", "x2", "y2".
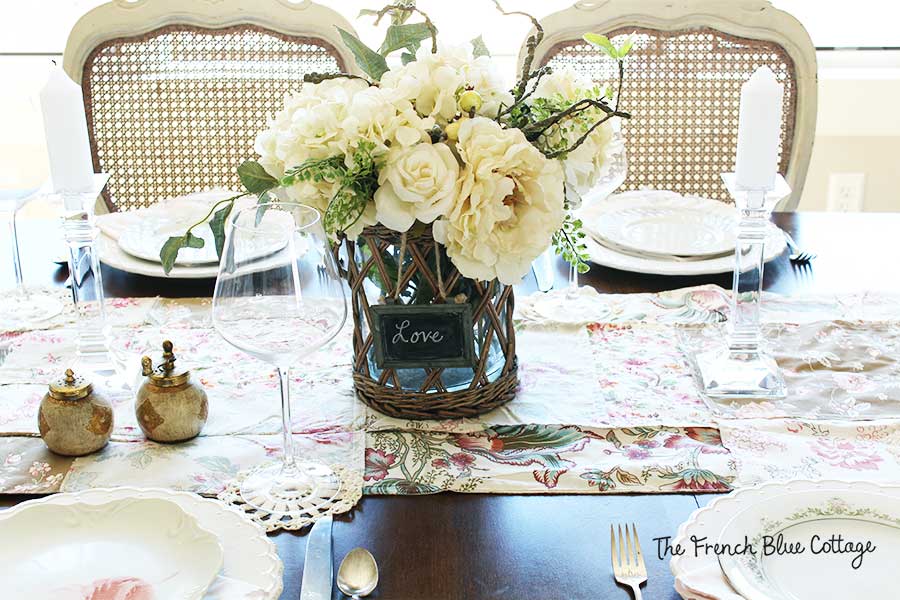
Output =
[
  {"x1": 63, "y1": 0, "x2": 357, "y2": 212},
  {"x1": 523, "y1": 0, "x2": 817, "y2": 209}
]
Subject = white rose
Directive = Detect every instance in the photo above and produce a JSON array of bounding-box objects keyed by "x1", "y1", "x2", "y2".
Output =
[
  {"x1": 433, "y1": 118, "x2": 565, "y2": 285},
  {"x1": 374, "y1": 142, "x2": 460, "y2": 232}
]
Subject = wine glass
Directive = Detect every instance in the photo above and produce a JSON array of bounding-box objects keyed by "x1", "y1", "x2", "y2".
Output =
[
  {"x1": 0, "y1": 188, "x2": 63, "y2": 330},
  {"x1": 212, "y1": 201, "x2": 347, "y2": 515},
  {"x1": 531, "y1": 123, "x2": 627, "y2": 323}
]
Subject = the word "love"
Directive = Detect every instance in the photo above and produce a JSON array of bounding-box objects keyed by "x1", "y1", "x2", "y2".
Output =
[{"x1": 392, "y1": 320, "x2": 445, "y2": 345}]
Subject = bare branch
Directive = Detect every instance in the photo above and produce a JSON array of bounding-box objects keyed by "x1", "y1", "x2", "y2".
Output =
[
  {"x1": 493, "y1": 0, "x2": 544, "y2": 102},
  {"x1": 303, "y1": 72, "x2": 376, "y2": 86}
]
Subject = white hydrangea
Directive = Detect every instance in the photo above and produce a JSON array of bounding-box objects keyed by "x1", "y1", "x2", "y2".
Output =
[{"x1": 380, "y1": 45, "x2": 513, "y2": 125}]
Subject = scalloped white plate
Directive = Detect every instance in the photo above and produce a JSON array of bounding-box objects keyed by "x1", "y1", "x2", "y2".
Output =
[
  {"x1": 592, "y1": 204, "x2": 736, "y2": 257},
  {"x1": 671, "y1": 481, "x2": 900, "y2": 600},
  {"x1": 0, "y1": 497, "x2": 223, "y2": 599},
  {"x1": 719, "y1": 489, "x2": 900, "y2": 600},
  {"x1": 580, "y1": 191, "x2": 786, "y2": 275},
  {"x1": 0, "y1": 488, "x2": 283, "y2": 599}
]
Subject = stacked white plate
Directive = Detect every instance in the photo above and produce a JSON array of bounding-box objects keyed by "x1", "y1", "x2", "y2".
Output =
[
  {"x1": 578, "y1": 190, "x2": 787, "y2": 276},
  {"x1": 97, "y1": 191, "x2": 291, "y2": 279},
  {"x1": 672, "y1": 480, "x2": 900, "y2": 600},
  {"x1": 0, "y1": 487, "x2": 283, "y2": 599}
]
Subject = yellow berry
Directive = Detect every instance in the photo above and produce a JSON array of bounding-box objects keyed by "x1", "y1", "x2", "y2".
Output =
[
  {"x1": 445, "y1": 119, "x2": 462, "y2": 141},
  {"x1": 458, "y1": 90, "x2": 483, "y2": 113}
]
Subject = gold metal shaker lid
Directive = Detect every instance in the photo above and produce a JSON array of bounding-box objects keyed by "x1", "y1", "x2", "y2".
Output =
[
  {"x1": 141, "y1": 340, "x2": 190, "y2": 387},
  {"x1": 48, "y1": 368, "x2": 93, "y2": 401}
]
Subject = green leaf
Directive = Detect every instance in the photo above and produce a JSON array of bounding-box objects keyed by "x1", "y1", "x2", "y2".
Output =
[
  {"x1": 583, "y1": 32, "x2": 618, "y2": 60},
  {"x1": 379, "y1": 22, "x2": 433, "y2": 56},
  {"x1": 237, "y1": 160, "x2": 278, "y2": 194},
  {"x1": 357, "y1": 8, "x2": 379, "y2": 18},
  {"x1": 324, "y1": 186, "x2": 367, "y2": 235},
  {"x1": 401, "y1": 51, "x2": 416, "y2": 65},
  {"x1": 159, "y1": 236, "x2": 186, "y2": 275},
  {"x1": 617, "y1": 36, "x2": 635, "y2": 58},
  {"x1": 185, "y1": 231, "x2": 205, "y2": 249},
  {"x1": 208, "y1": 202, "x2": 234, "y2": 259},
  {"x1": 337, "y1": 27, "x2": 389, "y2": 81},
  {"x1": 471, "y1": 34, "x2": 490, "y2": 58},
  {"x1": 159, "y1": 232, "x2": 203, "y2": 275}
]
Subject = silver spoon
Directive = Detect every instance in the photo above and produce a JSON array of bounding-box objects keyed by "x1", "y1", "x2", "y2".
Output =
[{"x1": 336, "y1": 547, "x2": 379, "y2": 599}]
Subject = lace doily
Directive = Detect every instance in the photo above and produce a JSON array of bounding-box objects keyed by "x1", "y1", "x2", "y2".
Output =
[{"x1": 218, "y1": 463, "x2": 363, "y2": 532}]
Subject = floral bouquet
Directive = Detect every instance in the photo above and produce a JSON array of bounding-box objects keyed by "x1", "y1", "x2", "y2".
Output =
[{"x1": 161, "y1": 1, "x2": 631, "y2": 419}]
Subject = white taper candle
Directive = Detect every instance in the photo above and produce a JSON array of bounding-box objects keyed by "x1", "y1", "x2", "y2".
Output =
[
  {"x1": 39, "y1": 65, "x2": 95, "y2": 193},
  {"x1": 735, "y1": 66, "x2": 784, "y2": 191}
]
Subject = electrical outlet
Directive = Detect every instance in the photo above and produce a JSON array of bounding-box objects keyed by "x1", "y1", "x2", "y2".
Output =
[{"x1": 827, "y1": 173, "x2": 866, "y2": 212}]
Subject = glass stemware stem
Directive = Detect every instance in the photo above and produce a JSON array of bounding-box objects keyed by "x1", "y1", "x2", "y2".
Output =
[
  {"x1": 566, "y1": 261, "x2": 579, "y2": 299},
  {"x1": 276, "y1": 366, "x2": 297, "y2": 474},
  {"x1": 6, "y1": 209, "x2": 25, "y2": 293}
]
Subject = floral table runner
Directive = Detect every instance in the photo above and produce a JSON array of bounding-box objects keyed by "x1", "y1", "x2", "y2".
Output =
[{"x1": 1, "y1": 286, "x2": 899, "y2": 496}]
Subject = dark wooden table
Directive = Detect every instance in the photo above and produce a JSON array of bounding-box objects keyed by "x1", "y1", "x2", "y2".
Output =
[{"x1": 3, "y1": 212, "x2": 899, "y2": 600}]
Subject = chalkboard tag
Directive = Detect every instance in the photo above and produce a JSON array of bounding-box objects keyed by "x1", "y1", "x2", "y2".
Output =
[{"x1": 370, "y1": 303, "x2": 476, "y2": 369}]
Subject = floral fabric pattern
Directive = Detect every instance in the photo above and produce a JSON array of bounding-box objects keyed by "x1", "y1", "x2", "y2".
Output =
[
  {"x1": 719, "y1": 419, "x2": 900, "y2": 487},
  {"x1": 2, "y1": 287, "x2": 900, "y2": 495}
]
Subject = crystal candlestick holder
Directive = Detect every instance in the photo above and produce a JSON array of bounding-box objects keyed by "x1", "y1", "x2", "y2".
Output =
[
  {"x1": 693, "y1": 173, "x2": 791, "y2": 399},
  {"x1": 48, "y1": 174, "x2": 111, "y2": 366}
]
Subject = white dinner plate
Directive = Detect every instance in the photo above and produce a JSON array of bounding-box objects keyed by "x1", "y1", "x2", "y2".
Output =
[
  {"x1": 671, "y1": 481, "x2": 900, "y2": 600},
  {"x1": 581, "y1": 225, "x2": 785, "y2": 276},
  {"x1": 591, "y1": 205, "x2": 736, "y2": 257},
  {"x1": 118, "y1": 206, "x2": 288, "y2": 267},
  {"x1": 1, "y1": 487, "x2": 283, "y2": 599},
  {"x1": 719, "y1": 489, "x2": 900, "y2": 600},
  {"x1": 0, "y1": 497, "x2": 223, "y2": 599},
  {"x1": 580, "y1": 191, "x2": 786, "y2": 275}
]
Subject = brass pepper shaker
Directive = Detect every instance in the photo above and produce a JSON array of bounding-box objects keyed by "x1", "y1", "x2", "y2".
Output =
[
  {"x1": 38, "y1": 368, "x2": 113, "y2": 456},
  {"x1": 136, "y1": 340, "x2": 208, "y2": 443}
]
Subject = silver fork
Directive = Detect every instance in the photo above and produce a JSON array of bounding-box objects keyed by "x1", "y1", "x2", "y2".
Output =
[
  {"x1": 611, "y1": 523, "x2": 647, "y2": 600},
  {"x1": 783, "y1": 231, "x2": 816, "y2": 264}
]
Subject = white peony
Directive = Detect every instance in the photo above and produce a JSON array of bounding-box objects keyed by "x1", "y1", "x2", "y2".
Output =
[
  {"x1": 529, "y1": 69, "x2": 617, "y2": 195},
  {"x1": 380, "y1": 45, "x2": 513, "y2": 125},
  {"x1": 374, "y1": 142, "x2": 460, "y2": 232},
  {"x1": 433, "y1": 117, "x2": 565, "y2": 285}
]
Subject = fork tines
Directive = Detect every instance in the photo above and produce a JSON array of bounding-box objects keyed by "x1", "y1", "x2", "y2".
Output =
[{"x1": 611, "y1": 523, "x2": 647, "y2": 598}]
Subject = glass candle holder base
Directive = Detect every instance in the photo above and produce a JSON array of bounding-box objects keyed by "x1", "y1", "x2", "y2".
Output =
[{"x1": 695, "y1": 347, "x2": 786, "y2": 399}]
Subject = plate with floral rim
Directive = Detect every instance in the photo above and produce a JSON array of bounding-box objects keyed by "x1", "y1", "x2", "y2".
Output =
[
  {"x1": 670, "y1": 481, "x2": 900, "y2": 600},
  {"x1": 0, "y1": 487, "x2": 283, "y2": 599},
  {"x1": 0, "y1": 497, "x2": 223, "y2": 599},
  {"x1": 718, "y1": 488, "x2": 900, "y2": 600}
]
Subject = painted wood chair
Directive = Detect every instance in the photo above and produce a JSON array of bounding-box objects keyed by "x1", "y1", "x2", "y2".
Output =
[
  {"x1": 521, "y1": 0, "x2": 817, "y2": 209},
  {"x1": 63, "y1": 0, "x2": 357, "y2": 212}
]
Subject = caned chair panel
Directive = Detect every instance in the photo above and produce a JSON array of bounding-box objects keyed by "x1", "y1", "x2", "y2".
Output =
[
  {"x1": 525, "y1": 0, "x2": 817, "y2": 209},
  {"x1": 63, "y1": 0, "x2": 357, "y2": 212}
]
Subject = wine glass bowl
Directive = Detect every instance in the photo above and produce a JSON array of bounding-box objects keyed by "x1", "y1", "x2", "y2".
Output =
[{"x1": 212, "y1": 201, "x2": 347, "y2": 516}]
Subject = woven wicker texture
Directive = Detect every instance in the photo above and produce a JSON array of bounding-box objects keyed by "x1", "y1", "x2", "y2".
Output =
[
  {"x1": 82, "y1": 24, "x2": 344, "y2": 212},
  {"x1": 543, "y1": 27, "x2": 796, "y2": 202},
  {"x1": 342, "y1": 227, "x2": 517, "y2": 420}
]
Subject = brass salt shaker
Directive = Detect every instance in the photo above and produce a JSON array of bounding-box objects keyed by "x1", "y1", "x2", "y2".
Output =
[
  {"x1": 38, "y1": 368, "x2": 113, "y2": 456},
  {"x1": 136, "y1": 340, "x2": 208, "y2": 443}
]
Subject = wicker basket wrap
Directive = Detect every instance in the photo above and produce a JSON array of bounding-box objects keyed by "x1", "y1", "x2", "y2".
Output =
[{"x1": 340, "y1": 226, "x2": 517, "y2": 420}]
